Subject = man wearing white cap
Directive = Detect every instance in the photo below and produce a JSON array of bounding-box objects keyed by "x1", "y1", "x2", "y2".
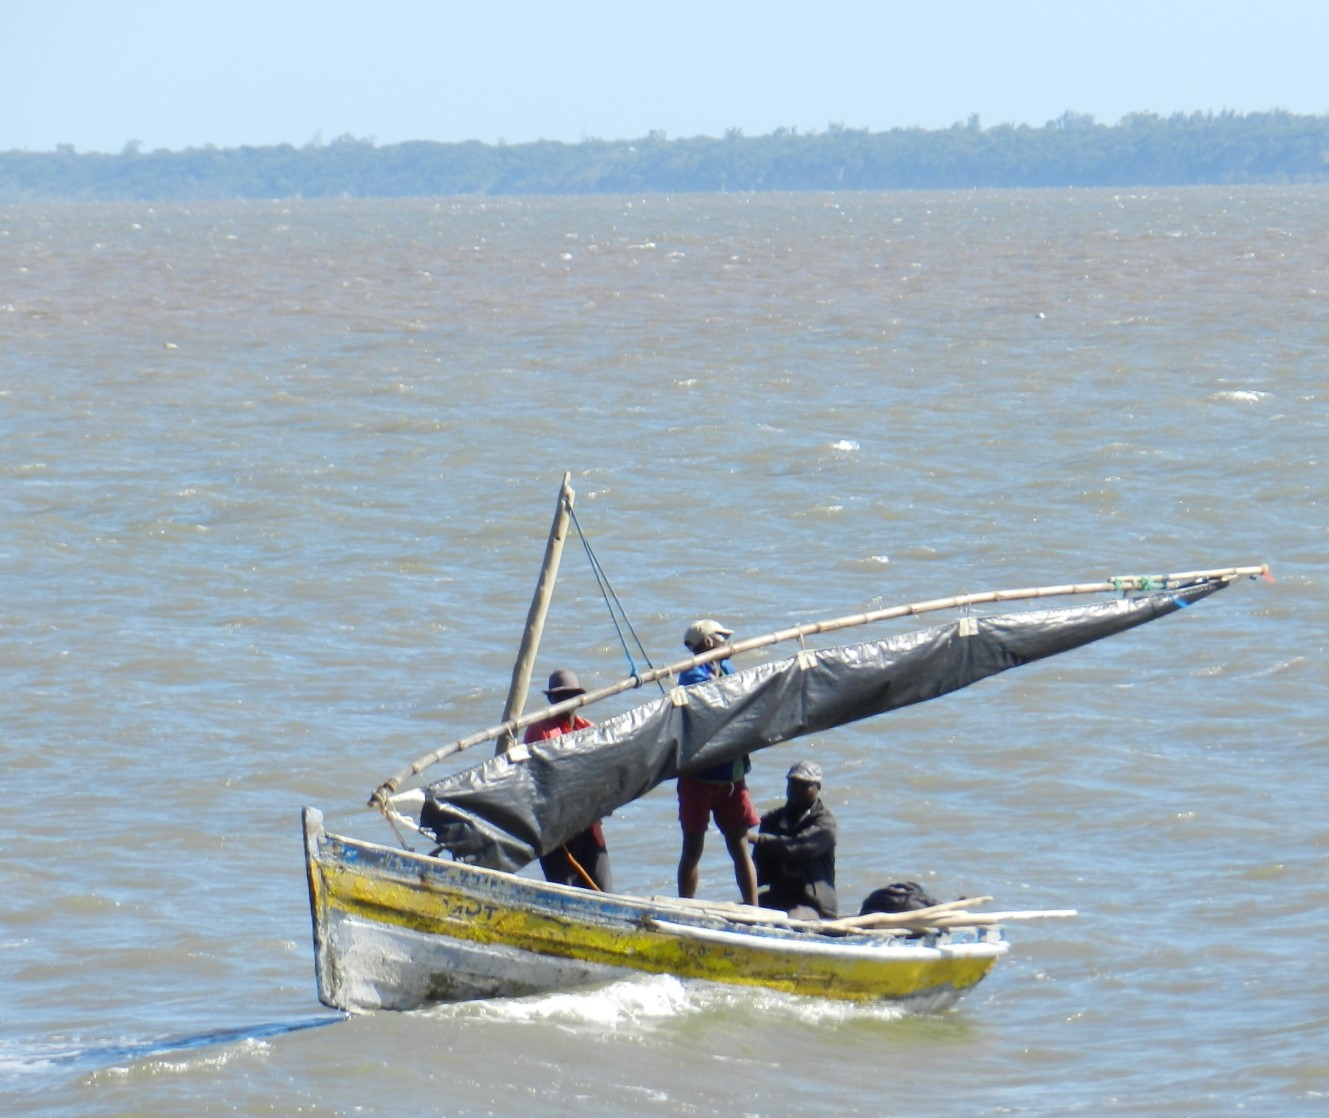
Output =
[
  {"x1": 677, "y1": 618, "x2": 734, "y2": 686},
  {"x1": 675, "y1": 618, "x2": 760, "y2": 906},
  {"x1": 751, "y1": 760, "x2": 838, "y2": 920}
]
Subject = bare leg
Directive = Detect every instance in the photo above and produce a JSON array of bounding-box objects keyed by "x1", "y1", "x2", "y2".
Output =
[
  {"x1": 723, "y1": 830, "x2": 758, "y2": 906},
  {"x1": 677, "y1": 831, "x2": 706, "y2": 898}
]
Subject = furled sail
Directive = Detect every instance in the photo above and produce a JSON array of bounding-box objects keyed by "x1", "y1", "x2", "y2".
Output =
[{"x1": 419, "y1": 579, "x2": 1227, "y2": 872}]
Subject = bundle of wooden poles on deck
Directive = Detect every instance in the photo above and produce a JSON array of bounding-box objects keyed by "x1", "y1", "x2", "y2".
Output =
[
  {"x1": 823, "y1": 897, "x2": 1077, "y2": 934},
  {"x1": 650, "y1": 895, "x2": 1077, "y2": 936}
]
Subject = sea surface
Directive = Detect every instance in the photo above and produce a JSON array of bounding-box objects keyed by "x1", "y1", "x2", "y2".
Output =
[{"x1": 1, "y1": 187, "x2": 1325, "y2": 1116}]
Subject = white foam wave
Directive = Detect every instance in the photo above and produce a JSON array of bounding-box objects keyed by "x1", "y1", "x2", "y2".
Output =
[
  {"x1": 1210, "y1": 389, "x2": 1269, "y2": 404},
  {"x1": 97, "y1": 1039, "x2": 268, "y2": 1079},
  {"x1": 424, "y1": 974, "x2": 691, "y2": 1028},
  {"x1": 1250, "y1": 655, "x2": 1306, "y2": 678},
  {"x1": 422, "y1": 974, "x2": 914, "y2": 1031}
]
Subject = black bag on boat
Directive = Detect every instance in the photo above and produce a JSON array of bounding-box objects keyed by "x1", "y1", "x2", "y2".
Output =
[{"x1": 859, "y1": 882, "x2": 939, "y2": 915}]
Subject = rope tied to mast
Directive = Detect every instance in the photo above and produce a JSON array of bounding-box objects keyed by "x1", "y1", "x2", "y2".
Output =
[{"x1": 569, "y1": 503, "x2": 664, "y2": 693}]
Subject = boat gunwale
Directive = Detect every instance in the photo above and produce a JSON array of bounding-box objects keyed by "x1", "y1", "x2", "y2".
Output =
[{"x1": 308, "y1": 808, "x2": 1001, "y2": 953}]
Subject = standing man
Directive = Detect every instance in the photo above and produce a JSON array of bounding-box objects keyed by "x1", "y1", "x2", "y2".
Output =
[
  {"x1": 675, "y1": 619, "x2": 759, "y2": 906},
  {"x1": 525, "y1": 668, "x2": 613, "y2": 892},
  {"x1": 752, "y1": 760, "x2": 838, "y2": 920}
]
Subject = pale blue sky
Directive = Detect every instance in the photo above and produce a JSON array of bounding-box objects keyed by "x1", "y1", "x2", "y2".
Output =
[{"x1": 6, "y1": 1, "x2": 1326, "y2": 153}]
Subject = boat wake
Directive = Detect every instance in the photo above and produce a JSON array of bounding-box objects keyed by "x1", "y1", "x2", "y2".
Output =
[{"x1": 0, "y1": 1013, "x2": 347, "y2": 1079}]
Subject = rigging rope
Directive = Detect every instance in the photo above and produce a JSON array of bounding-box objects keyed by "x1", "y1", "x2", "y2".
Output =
[{"x1": 569, "y1": 505, "x2": 664, "y2": 692}]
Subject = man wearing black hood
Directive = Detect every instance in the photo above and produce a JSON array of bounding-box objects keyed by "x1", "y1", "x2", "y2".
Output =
[{"x1": 752, "y1": 760, "x2": 837, "y2": 920}]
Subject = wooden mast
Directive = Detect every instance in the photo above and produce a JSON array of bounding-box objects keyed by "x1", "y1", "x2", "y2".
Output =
[{"x1": 495, "y1": 472, "x2": 575, "y2": 754}]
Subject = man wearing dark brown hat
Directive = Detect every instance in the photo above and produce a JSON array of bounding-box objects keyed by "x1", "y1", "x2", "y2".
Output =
[{"x1": 524, "y1": 668, "x2": 613, "y2": 892}]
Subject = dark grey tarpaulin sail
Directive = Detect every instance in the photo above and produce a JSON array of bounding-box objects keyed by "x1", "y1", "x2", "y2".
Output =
[{"x1": 419, "y1": 579, "x2": 1227, "y2": 872}]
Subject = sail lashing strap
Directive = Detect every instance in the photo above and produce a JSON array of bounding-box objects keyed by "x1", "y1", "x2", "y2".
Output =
[{"x1": 569, "y1": 506, "x2": 664, "y2": 692}]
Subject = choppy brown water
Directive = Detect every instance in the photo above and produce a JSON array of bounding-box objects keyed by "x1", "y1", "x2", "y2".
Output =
[{"x1": 2, "y1": 188, "x2": 1326, "y2": 1115}]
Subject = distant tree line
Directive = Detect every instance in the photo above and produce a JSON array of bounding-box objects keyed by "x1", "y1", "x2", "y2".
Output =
[{"x1": 3, "y1": 111, "x2": 1328, "y2": 202}]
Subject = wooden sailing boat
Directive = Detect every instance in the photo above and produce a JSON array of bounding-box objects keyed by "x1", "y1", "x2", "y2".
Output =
[{"x1": 302, "y1": 475, "x2": 1268, "y2": 1012}]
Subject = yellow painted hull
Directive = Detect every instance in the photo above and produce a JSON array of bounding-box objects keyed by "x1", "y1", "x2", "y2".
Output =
[{"x1": 303, "y1": 807, "x2": 1006, "y2": 1012}]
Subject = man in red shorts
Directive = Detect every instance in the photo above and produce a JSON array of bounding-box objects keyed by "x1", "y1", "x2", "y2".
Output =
[{"x1": 675, "y1": 619, "x2": 759, "y2": 906}]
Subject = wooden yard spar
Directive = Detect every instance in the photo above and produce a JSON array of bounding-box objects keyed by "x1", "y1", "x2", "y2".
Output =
[{"x1": 371, "y1": 560, "x2": 1271, "y2": 810}]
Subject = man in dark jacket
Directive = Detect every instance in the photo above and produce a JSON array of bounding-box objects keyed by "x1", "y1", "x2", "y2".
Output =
[{"x1": 752, "y1": 760, "x2": 837, "y2": 919}]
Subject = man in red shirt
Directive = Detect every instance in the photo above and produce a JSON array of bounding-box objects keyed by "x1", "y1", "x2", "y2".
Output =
[{"x1": 525, "y1": 668, "x2": 613, "y2": 891}]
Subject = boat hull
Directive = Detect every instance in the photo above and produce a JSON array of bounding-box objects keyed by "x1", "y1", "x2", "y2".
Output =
[{"x1": 302, "y1": 807, "x2": 1006, "y2": 1013}]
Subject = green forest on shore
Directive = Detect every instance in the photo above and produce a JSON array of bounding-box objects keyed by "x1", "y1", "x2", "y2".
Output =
[{"x1": 3, "y1": 110, "x2": 1327, "y2": 201}]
